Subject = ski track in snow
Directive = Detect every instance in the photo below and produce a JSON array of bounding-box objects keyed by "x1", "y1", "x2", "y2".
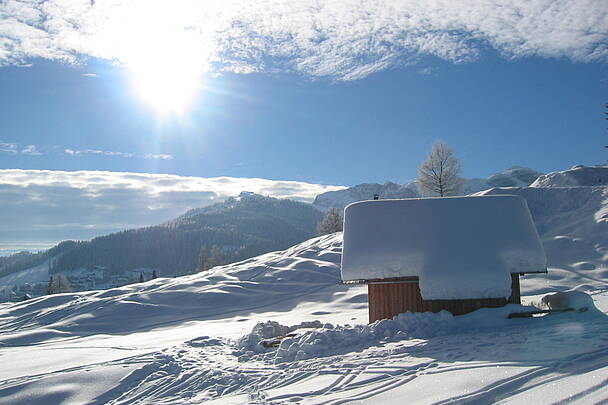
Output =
[{"x1": 53, "y1": 307, "x2": 606, "y2": 405}]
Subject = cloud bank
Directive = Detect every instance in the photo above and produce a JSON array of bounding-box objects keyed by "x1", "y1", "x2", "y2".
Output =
[
  {"x1": 0, "y1": 169, "x2": 344, "y2": 255},
  {"x1": 0, "y1": 1, "x2": 606, "y2": 80}
]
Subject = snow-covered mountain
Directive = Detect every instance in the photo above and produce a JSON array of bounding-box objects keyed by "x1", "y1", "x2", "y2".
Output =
[
  {"x1": 312, "y1": 181, "x2": 420, "y2": 212},
  {"x1": 484, "y1": 166, "x2": 545, "y2": 188},
  {"x1": 0, "y1": 165, "x2": 607, "y2": 404},
  {"x1": 313, "y1": 166, "x2": 543, "y2": 211},
  {"x1": 530, "y1": 164, "x2": 608, "y2": 187},
  {"x1": 477, "y1": 165, "x2": 608, "y2": 294}
]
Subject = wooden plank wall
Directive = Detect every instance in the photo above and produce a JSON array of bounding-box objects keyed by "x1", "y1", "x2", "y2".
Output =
[
  {"x1": 367, "y1": 275, "x2": 518, "y2": 323},
  {"x1": 368, "y1": 279, "x2": 426, "y2": 323}
]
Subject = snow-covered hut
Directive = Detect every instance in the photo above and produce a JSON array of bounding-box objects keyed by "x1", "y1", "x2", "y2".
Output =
[{"x1": 340, "y1": 195, "x2": 547, "y2": 322}]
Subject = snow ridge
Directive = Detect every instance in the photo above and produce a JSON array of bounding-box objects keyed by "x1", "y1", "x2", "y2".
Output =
[{"x1": 531, "y1": 165, "x2": 608, "y2": 187}]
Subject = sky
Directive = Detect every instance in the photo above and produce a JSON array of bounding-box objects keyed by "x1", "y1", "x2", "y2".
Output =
[{"x1": 1, "y1": 0, "x2": 607, "y2": 254}]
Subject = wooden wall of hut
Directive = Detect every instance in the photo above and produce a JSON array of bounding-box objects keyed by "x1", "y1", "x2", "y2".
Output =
[{"x1": 367, "y1": 273, "x2": 521, "y2": 323}]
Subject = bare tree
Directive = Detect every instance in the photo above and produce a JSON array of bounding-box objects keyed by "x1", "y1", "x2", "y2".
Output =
[
  {"x1": 317, "y1": 207, "x2": 344, "y2": 235},
  {"x1": 417, "y1": 141, "x2": 464, "y2": 197}
]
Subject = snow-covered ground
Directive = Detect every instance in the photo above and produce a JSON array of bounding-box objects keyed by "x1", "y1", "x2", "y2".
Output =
[{"x1": 1, "y1": 166, "x2": 608, "y2": 404}]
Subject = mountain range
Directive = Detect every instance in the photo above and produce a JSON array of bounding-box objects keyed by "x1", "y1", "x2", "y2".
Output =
[{"x1": 313, "y1": 166, "x2": 543, "y2": 211}]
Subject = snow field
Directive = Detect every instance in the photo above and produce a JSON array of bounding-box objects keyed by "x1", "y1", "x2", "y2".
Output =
[
  {"x1": 0, "y1": 226, "x2": 607, "y2": 404},
  {"x1": 1, "y1": 166, "x2": 608, "y2": 404}
]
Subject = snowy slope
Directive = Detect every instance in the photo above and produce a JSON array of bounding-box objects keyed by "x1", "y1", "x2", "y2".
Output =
[
  {"x1": 478, "y1": 165, "x2": 608, "y2": 295},
  {"x1": 1, "y1": 167, "x2": 608, "y2": 404}
]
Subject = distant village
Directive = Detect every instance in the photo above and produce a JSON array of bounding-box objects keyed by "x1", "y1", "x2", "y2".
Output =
[{"x1": 0, "y1": 266, "x2": 161, "y2": 303}]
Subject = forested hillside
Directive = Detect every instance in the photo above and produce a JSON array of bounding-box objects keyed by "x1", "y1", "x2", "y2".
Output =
[
  {"x1": 0, "y1": 241, "x2": 77, "y2": 279},
  {"x1": 2, "y1": 193, "x2": 323, "y2": 279}
]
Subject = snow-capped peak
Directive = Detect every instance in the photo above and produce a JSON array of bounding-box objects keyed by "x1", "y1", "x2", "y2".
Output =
[{"x1": 530, "y1": 165, "x2": 608, "y2": 187}]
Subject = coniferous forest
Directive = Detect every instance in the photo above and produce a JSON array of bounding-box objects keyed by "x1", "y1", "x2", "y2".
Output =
[{"x1": 0, "y1": 193, "x2": 324, "y2": 279}]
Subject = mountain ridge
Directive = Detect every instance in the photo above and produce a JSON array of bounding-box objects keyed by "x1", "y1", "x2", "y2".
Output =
[
  {"x1": 313, "y1": 166, "x2": 543, "y2": 211},
  {"x1": 0, "y1": 192, "x2": 323, "y2": 300}
]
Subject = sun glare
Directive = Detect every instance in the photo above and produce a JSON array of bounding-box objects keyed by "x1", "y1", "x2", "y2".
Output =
[
  {"x1": 112, "y1": 2, "x2": 209, "y2": 114},
  {"x1": 130, "y1": 57, "x2": 202, "y2": 114}
]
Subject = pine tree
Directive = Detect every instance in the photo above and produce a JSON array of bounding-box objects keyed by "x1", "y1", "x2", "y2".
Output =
[
  {"x1": 152, "y1": 270, "x2": 158, "y2": 279},
  {"x1": 139, "y1": 273, "x2": 144, "y2": 283},
  {"x1": 197, "y1": 245, "x2": 208, "y2": 272}
]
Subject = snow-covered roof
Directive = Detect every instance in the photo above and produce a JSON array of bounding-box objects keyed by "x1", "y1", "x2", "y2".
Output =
[{"x1": 340, "y1": 195, "x2": 547, "y2": 300}]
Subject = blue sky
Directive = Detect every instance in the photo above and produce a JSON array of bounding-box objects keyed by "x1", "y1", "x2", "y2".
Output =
[
  {"x1": 0, "y1": 0, "x2": 607, "y2": 253},
  {"x1": 2, "y1": 54, "x2": 605, "y2": 186},
  {"x1": 1, "y1": 0, "x2": 607, "y2": 186}
]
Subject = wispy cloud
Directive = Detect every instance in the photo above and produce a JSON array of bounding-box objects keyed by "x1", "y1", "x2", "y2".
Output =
[
  {"x1": 0, "y1": 169, "x2": 345, "y2": 253},
  {"x1": 82, "y1": 73, "x2": 98, "y2": 77},
  {"x1": 417, "y1": 67, "x2": 437, "y2": 76},
  {"x1": 144, "y1": 153, "x2": 174, "y2": 160},
  {"x1": 0, "y1": 142, "x2": 18, "y2": 154},
  {"x1": 64, "y1": 148, "x2": 135, "y2": 158},
  {"x1": 0, "y1": 1, "x2": 606, "y2": 80},
  {"x1": 1, "y1": 141, "x2": 42, "y2": 155},
  {"x1": 21, "y1": 144, "x2": 41, "y2": 155},
  {"x1": 1, "y1": 142, "x2": 173, "y2": 160},
  {"x1": 64, "y1": 148, "x2": 173, "y2": 160}
]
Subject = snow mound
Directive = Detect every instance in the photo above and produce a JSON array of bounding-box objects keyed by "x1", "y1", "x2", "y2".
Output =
[
  {"x1": 541, "y1": 290, "x2": 597, "y2": 311},
  {"x1": 235, "y1": 320, "x2": 324, "y2": 354},
  {"x1": 530, "y1": 165, "x2": 608, "y2": 187},
  {"x1": 235, "y1": 299, "x2": 597, "y2": 365},
  {"x1": 236, "y1": 311, "x2": 456, "y2": 363}
]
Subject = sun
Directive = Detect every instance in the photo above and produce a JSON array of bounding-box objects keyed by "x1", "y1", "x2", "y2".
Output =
[
  {"x1": 130, "y1": 57, "x2": 202, "y2": 114},
  {"x1": 93, "y1": 0, "x2": 210, "y2": 114},
  {"x1": 122, "y1": 16, "x2": 206, "y2": 114}
]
